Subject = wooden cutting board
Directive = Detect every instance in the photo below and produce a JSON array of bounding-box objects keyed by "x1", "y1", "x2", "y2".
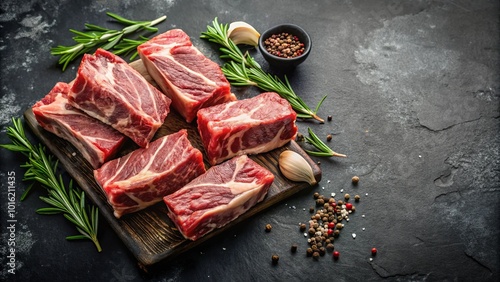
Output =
[{"x1": 23, "y1": 59, "x2": 321, "y2": 268}]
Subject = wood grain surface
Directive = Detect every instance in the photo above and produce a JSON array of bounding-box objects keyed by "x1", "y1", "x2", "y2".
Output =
[{"x1": 23, "y1": 59, "x2": 321, "y2": 267}]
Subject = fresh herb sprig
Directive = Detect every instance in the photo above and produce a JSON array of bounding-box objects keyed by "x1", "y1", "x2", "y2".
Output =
[
  {"x1": 201, "y1": 18, "x2": 326, "y2": 123},
  {"x1": 51, "y1": 12, "x2": 166, "y2": 71},
  {"x1": 1, "y1": 118, "x2": 102, "y2": 252},
  {"x1": 304, "y1": 127, "x2": 347, "y2": 158}
]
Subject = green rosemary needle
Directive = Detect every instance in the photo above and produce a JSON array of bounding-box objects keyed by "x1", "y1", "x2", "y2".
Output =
[
  {"x1": 1, "y1": 118, "x2": 102, "y2": 252},
  {"x1": 201, "y1": 18, "x2": 326, "y2": 123},
  {"x1": 51, "y1": 12, "x2": 166, "y2": 71},
  {"x1": 304, "y1": 127, "x2": 347, "y2": 158}
]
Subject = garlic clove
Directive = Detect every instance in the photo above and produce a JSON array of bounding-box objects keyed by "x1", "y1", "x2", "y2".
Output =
[
  {"x1": 228, "y1": 21, "x2": 260, "y2": 46},
  {"x1": 279, "y1": 150, "x2": 317, "y2": 185}
]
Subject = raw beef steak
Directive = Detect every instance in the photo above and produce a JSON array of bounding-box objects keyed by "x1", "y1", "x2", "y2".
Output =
[
  {"x1": 197, "y1": 92, "x2": 298, "y2": 165},
  {"x1": 32, "y1": 82, "x2": 125, "y2": 169},
  {"x1": 137, "y1": 29, "x2": 236, "y2": 123},
  {"x1": 163, "y1": 155, "x2": 274, "y2": 240},
  {"x1": 69, "y1": 48, "x2": 171, "y2": 147},
  {"x1": 94, "y1": 129, "x2": 206, "y2": 218}
]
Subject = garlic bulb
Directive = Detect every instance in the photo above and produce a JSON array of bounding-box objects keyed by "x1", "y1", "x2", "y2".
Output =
[
  {"x1": 227, "y1": 21, "x2": 260, "y2": 46},
  {"x1": 279, "y1": 150, "x2": 317, "y2": 185}
]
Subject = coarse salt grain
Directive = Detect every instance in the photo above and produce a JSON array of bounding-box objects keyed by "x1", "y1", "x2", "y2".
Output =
[{"x1": 352, "y1": 233, "x2": 356, "y2": 239}]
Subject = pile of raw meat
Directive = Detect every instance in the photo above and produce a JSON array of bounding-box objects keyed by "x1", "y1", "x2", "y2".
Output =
[{"x1": 33, "y1": 29, "x2": 297, "y2": 240}]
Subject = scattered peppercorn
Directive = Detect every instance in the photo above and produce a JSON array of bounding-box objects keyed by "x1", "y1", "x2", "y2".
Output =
[
  {"x1": 352, "y1": 176, "x2": 359, "y2": 184},
  {"x1": 326, "y1": 134, "x2": 332, "y2": 142},
  {"x1": 312, "y1": 251, "x2": 320, "y2": 260},
  {"x1": 291, "y1": 244, "x2": 298, "y2": 253},
  {"x1": 354, "y1": 194, "x2": 361, "y2": 202},
  {"x1": 316, "y1": 198, "x2": 325, "y2": 206},
  {"x1": 263, "y1": 32, "x2": 305, "y2": 58},
  {"x1": 265, "y1": 224, "x2": 272, "y2": 232},
  {"x1": 326, "y1": 243, "x2": 334, "y2": 251},
  {"x1": 296, "y1": 132, "x2": 304, "y2": 142},
  {"x1": 327, "y1": 115, "x2": 332, "y2": 121},
  {"x1": 272, "y1": 254, "x2": 279, "y2": 265},
  {"x1": 300, "y1": 223, "x2": 307, "y2": 231},
  {"x1": 371, "y1": 247, "x2": 377, "y2": 256},
  {"x1": 319, "y1": 247, "x2": 326, "y2": 256},
  {"x1": 301, "y1": 189, "x2": 363, "y2": 261},
  {"x1": 333, "y1": 251, "x2": 340, "y2": 260}
]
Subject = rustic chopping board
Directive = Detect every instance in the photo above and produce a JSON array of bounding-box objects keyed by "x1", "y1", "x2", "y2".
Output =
[{"x1": 23, "y1": 59, "x2": 321, "y2": 268}]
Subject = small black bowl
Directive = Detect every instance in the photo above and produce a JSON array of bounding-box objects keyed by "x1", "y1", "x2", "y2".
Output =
[{"x1": 258, "y1": 24, "x2": 311, "y2": 70}]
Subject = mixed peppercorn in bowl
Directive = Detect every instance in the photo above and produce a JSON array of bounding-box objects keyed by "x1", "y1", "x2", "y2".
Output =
[{"x1": 259, "y1": 23, "x2": 311, "y2": 69}]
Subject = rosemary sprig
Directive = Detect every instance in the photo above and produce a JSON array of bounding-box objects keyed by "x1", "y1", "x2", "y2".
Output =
[
  {"x1": 1, "y1": 118, "x2": 102, "y2": 252},
  {"x1": 201, "y1": 18, "x2": 326, "y2": 123},
  {"x1": 304, "y1": 127, "x2": 347, "y2": 158},
  {"x1": 51, "y1": 12, "x2": 166, "y2": 71}
]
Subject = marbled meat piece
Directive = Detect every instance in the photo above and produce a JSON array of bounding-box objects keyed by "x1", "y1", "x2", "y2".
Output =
[
  {"x1": 69, "y1": 48, "x2": 171, "y2": 147},
  {"x1": 137, "y1": 29, "x2": 236, "y2": 123},
  {"x1": 197, "y1": 92, "x2": 298, "y2": 165},
  {"x1": 32, "y1": 82, "x2": 125, "y2": 169},
  {"x1": 163, "y1": 155, "x2": 274, "y2": 240},
  {"x1": 94, "y1": 129, "x2": 206, "y2": 218}
]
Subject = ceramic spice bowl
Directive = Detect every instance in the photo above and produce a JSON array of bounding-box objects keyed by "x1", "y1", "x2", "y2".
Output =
[{"x1": 258, "y1": 24, "x2": 311, "y2": 69}]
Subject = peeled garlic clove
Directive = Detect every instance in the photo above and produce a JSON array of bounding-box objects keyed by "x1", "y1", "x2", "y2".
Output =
[
  {"x1": 228, "y1": 21, "x2": 260, "y2": 46},
  {"x1": 279, "y1": 150, "x2": 317, "y2": 185}
]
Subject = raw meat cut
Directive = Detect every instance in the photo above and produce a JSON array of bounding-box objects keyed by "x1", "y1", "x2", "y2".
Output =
[
  {"x1": 69, "y1": 48, "x2": 171, "y2": 148},
  {"x1": 32, "y1": 82, "x2": 125, "y2": 169},
  {"x1": 197, "y1": 92, "x2": 298, "y2": 165},
  {"x1": 163, "y1": 155, "x2": 274, "y2": 240},
  {"x1": 94, "y1": 129, "x2": 206, "y2": 218},
  {"x1": 137, "y1": 29, "x2": 236, "y2": 123}
]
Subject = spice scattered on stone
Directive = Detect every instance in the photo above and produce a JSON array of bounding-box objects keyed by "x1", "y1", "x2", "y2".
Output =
[
  {"x1": 263, "y1": 32, "x2": 305, "y2": 58},
  {"x1": 352, "y1": 176, "x2": 359, "y2": 185},
  {"x1": 272, "y1": 254, "x2": 279, "y2": 265},
  {"x1": 265, "y1": 224, "x2": 272, "y2": 232},
  {"x1": 299, "y1": 191, "x2": 359, "y2": 261}
]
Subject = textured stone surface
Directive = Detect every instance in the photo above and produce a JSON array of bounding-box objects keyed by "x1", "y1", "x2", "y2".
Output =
[{"x1": 0, "y1": 0, "x2": 498, "y2": 281}]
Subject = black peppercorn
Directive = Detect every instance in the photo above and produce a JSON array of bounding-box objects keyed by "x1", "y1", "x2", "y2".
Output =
[
  {"x1": 291, "y1": 244, "x2": 298, "y2": 253},
  {"x1": 265, "y1": 224, "x2": 272, "y2": 232},
  {"x1": 312, "y1": 251, "x2": 320, "y2": 260}
]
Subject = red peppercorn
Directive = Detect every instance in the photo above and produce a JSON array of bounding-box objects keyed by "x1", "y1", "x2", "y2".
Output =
[
  {"x1": 333, "y1": 251, "x2": 340, "y2": 260},
  {"x1": 327, "y1": 229, "x2": 333, "y2": 236},
  {"x1": 328, "y1": 222, "x2": 335, "y2": 229},
  {"x1": 345, "y1": 203, "x2": 353, "y2": 210},
  {"x1": 371, "y1": 247, "x2": 377, "y2": 256}
]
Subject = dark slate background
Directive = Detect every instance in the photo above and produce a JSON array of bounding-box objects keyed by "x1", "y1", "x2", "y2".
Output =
[{"x1": 1, "y1": 0, "x2": 499, "y2": 281}]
